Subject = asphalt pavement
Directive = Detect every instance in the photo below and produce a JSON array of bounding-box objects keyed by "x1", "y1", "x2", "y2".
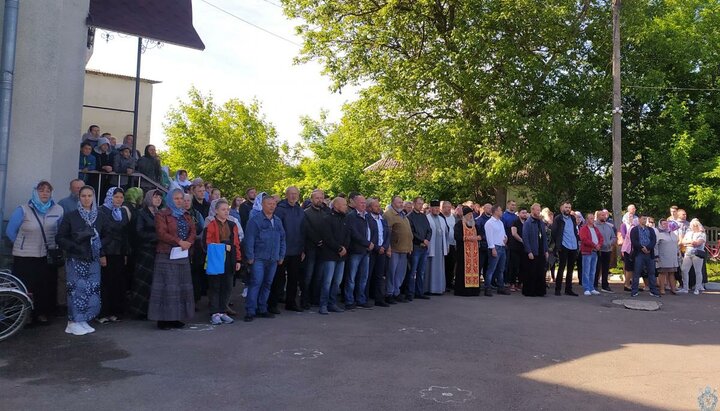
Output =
[{"x1": 1, "y1": 280, "x2": 719, "y2": 411}]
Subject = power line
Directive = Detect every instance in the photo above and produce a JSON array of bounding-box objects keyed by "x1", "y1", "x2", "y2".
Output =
[
  {"x1": 199, "y1": 0, "x2": 301, "y2": 47},
  {"x1": 260, "y1": 0, "x2": 283, "y2": 8},
  {"x1": 625, "y1": 85, "x2": 720, "y2": 92}
]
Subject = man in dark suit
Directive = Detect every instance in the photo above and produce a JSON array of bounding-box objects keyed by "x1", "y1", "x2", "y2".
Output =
[
  {"x1": 367, "y1": 198, "x2": 390, "y2": 307},
  {"x1": 630, "y1": 214, "x2": 660, "y2": 297},
  {"x1": 345, "y1": 195, "x2": 377, "y2": 309}
]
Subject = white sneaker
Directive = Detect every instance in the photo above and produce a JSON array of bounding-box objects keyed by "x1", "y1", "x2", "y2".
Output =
[
  {"x1": 80, "y1": 322, "x2": 95, "y2": 333},
  {"x1": 677, "y1": 288, "x2": 689, "y2": 294},
  {"x1": 65, "y1": 321, "x2": 88, "y2": 336},
  {"x1": 584, "y1": 291, "x2": 592, "y2": 296},
  {"x1": 693, "y1": 289, "x2": 700, "y2": 295},
  {"x1": 219, "y1": 313, "x2": 234, "y2": 324},
  {"x1": 210, "y1": 313, "x2": 223, "y2": 325},
  {"x1": 591, "y1": 290, "x2": 601, "y2": 295},
  {"x1": 242, "y1": 287, "x2": 248, "y2": 298}
]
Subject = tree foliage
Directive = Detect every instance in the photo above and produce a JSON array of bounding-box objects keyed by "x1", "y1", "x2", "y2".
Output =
[
  {"x1": 283, "y1": 0, "x2": 720, "y2": 224},
  {"x1": 163, "y1": 88, "x2": 283, "y2": 196}
]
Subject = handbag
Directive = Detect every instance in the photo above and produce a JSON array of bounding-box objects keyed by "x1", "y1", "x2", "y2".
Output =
[
  {"x1": 29, "y1": 206, "x2": 64, "y2": 267},
  {"x1": 694, "y1": 249, "x2": 707, "y2": 259}
]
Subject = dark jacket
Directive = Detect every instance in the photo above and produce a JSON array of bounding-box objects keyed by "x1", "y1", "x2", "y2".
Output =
[
  {"x1": 630, "y1": 225, "x2": 657, "y2": 258},
  {"x1": 192, "y1": 197, "x2": 210, "y2": 220},
  {"x1": 475, "y1": 213, "x2": 491, "y2": 248},
  {"x1": 239, "y1": 201, "x2": 253, "y2": 230},
  {"x1": 93, "y1": 150, "x2": 112, "y2": 172},
  {"x1": 98, "y1": 206, "x2": 131, "y2": 256},
  {"x1": 319, "y1": 210, "x2": 351, "y2": 262},
  {"x1": 135, "y1": 207, "x2": 158, "y2": 251},
  {"x1": 136, "y1": 151, "x2": 161, "y2": 184},
  {"x1": 56, "y1": 209, "x2": 111, "y2": 260},
  {"x1": 551, "y1": 213, "x2": 579, "y2": 250},
  {"x1": 275, "y1": 199, "x2": 305, "y2": 256},
  {"x1": 408, "y1": 210, "x2": 432, "y2": 251},
  {"x1": 303, "y1": 204, "x2": 330, "y2": 251},
  {"x1": 522, "y1": 216, "x2": 548, "y2": 256},
  {"x1": 347, "y1": 209, "x2": 376, "y2": 255}
]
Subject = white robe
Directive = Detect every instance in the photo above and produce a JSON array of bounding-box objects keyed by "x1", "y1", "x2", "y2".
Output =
[{"x1": 425, "y1": 213, "x2": 448, "y2": 293}]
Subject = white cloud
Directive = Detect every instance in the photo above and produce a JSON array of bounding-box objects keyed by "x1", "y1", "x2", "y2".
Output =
[{"x1": 86, "y1": 0, "x2": 356, "y2": 150}]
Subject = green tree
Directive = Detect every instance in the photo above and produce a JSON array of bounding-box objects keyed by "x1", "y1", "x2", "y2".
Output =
[{"x1": 163, "y1": 88, "x2": 283, "y2": 196}]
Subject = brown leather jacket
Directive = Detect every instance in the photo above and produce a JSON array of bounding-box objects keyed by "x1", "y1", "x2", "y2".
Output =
[{"x1": 155, "y1": 209, "x2": 197, "y2": 254}]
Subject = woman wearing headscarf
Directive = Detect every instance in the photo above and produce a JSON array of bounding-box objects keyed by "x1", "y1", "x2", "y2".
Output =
[
  {"x1": 148, "y1": 189, "x2": 196, "y2": 330},
  {"x1": 128, "y1": 189, "x2": 163, "y2": 319},
  {"x1": 135, "y1": 144, "x2": 162, "y2": 190},
  {"x1": 185, "y1": 192, "x2": 207, "y2": 306},
  {"x1": 124, "y1": 187, "x2": 144, "y2": 212},
  {"x1": 56, "y1": 186, "x2": 110, "y2": 335},
  {"x1": 5, "y1": 181, "x2": 64, "y2": 325},
  {"x1": 97, "y1": 187, "x2": 131, "y2": 323},
  {"x1": 248, "y1": 192, "x2": 267, "y2": 223},
  {"x1": 170, "y1": 169, "x2": 192, "y2": 192},
  {"x1": 679, "y1": 218, "x2": 707, "y2": 295}
]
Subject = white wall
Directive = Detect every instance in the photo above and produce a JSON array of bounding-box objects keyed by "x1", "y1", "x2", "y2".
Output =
[
  {"x1": 82, "y1": 71, "x2": 155, "y2": 152},
  {"x1": 4, "y1": 0, "x2": 90, "y2": 215}
]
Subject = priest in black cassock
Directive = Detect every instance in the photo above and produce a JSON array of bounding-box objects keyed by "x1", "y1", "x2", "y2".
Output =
[{"x1": 521, "y1": 203, "x2": 549, "y2": 296}]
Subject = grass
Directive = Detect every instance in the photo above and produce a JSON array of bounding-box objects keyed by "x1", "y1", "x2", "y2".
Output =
[{"x1": 608, "y1": 259, "x2": 720, "y2": 282}]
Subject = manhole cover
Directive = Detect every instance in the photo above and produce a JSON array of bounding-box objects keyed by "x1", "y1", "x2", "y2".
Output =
[
  {"x1": 419, "y1": 386, "x2": 475, "y2": 404},
  {"x1": 612, "y1": 299, "x2": 661, "y2": 311}
]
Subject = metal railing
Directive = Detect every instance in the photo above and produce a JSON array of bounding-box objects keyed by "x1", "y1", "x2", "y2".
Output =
[{"x1": 78, "y1": 170, "x2": 168, "y2": 202}]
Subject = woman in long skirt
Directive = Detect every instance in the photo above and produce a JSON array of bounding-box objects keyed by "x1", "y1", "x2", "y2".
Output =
[
  {"x1": 148, "y1": 189, "x2": 196, "y2": 330},
  {"x1": 56, "y1": 186, "x2": 110, "y2": 335},
  {"x1": 128, "y1": 189, "x2": 163, "y2": 318}
]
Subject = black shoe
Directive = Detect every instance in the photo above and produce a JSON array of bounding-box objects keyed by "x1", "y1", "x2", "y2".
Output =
[
  {"x1": 258, "y1": 312, "x2": 276, "y2": 319},
  {"x1": 484, "y1": 289, "x2": 493, "y2": 297},
  {"x1": 565, "y1": 290, "x2": 579, "y2": 297},
  {"x1": 554, "y1": 289, "x2": 562, "y2": 296},
  {"x1": 286, "y1": 306, "x2": 303, "y2": 312},
  {"x1": 171, "y1": 321, "x2": 185, "y2": 329},
  {"x1": 624, "y1": 286, "x2": 632, "y2": 292},
  {"x1": 244, "y1": 315, "x2": 254, "y2": 322},
  {"x1": 395, "y1": 295, "x2": 407, "y2": 303},
  {"x1": 385, "y1": 296, "x2": 397, "y2": 305},
  {"x1": 497, "y1": 288, "x2": 511, "y2": 295},
  {"x1": 345, "y1": 303, "x2": 357, "y2": 310},
  {"x1": 375, "y1": 301, "x2": 390, "y2": 307},
  {"x1": 416, "y1": 295, "x2": 430, "y2": 300},
  {"x1": 405, "y1": 295, "x2": 414, "y2": 302},
  {"x1": 268, "y1": 307, "x2": 281, "y2": 315},
  {"x1": 302, "y1": 303, "x2": 311, "y2": 310},
  {"x1": 359, "y1": 303, "x2": 373, "y2": 308},
  {"x1": 157, "y1": 321, "x2": 173, "y2": 330}
]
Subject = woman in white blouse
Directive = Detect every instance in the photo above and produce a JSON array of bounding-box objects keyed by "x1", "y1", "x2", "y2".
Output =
[{"x1": 679, "y1": 218, "x2": 706, "y2": 295}]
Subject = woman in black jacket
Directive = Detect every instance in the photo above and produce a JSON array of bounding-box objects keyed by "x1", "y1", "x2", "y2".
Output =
[
  {"x1": 128, "y1": 189, "x2": 163, "y2": 319},
  {"x1": 97, "y1": 187, "x2": 131, "y2": 323},
  {"x1": 56, "y1": 186, "x2": 110, "y2": 336}
]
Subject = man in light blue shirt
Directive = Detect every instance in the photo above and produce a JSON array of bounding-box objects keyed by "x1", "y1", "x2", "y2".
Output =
[{"x1": 551, "y1": 202, "x2": 580, "y2": 296}]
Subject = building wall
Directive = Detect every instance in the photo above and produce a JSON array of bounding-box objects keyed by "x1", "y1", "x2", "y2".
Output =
[
  {"x1": 82, "y1": 71, "x2": 154, "y2": 153},
  {"x1": 4, "y1": 0, "x2": 90, "y2": 216}
]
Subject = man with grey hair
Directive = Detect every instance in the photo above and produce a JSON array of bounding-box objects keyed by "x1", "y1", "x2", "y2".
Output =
[
  {"x1": 367, "y1": 197, "x2": 390, "y2": 306},
  {"x1": 269, "y1": 186, "x2": 305, "y2": 313},
  {"x1": 384, "y1": 196, "x2": 413, "y2": 303},
  {"x1": 594, "y1": 209, "x2": 616, "y2": 293}
]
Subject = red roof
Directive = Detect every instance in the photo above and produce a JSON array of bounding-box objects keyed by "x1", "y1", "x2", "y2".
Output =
[{"x1": 88, "y1": 0, "x2": 205, "y2": 50}]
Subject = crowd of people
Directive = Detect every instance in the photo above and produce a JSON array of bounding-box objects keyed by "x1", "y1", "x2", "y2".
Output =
[{"x1": 5, "y1": 137, "x2": 713, "y2": 336}]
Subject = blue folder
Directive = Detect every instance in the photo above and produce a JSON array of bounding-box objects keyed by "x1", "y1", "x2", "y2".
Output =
[{"x1": 206, "y1": 243, "x2": 226, "y2": 275}]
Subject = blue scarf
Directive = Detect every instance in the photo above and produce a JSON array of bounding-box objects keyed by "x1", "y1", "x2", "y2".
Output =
[
  {"x1": 165, "y1": 189, "x2": 186, "y2": 218},
  {"x1": 103, "y1": 187, "x2": 123, "y2": 222},
  {"x1": 29, "y1": 188, "x2": 54, "y2": 214}
]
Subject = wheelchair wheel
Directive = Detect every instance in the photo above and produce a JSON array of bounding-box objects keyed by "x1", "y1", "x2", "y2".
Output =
[
  {"x1": 0, "y1": 289, "x2": 32, "y2": 341},
  {"x1": 0, "y1": 271, "x2": 28, "y2": 295}
]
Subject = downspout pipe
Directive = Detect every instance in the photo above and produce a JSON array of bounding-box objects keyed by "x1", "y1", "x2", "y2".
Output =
[{"x1": 0, "y1": 0, "x2": 19, "y2": 233}]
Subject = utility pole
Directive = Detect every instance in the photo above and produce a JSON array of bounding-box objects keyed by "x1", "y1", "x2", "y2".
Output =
[{"x1": 611, "y1": 0, "x2": 622, "y2": 229}]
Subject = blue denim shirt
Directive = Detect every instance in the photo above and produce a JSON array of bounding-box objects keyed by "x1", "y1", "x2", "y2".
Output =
[
  {"x1": 561, "y1": 215, "x2": 578, "y2": 250},
  {"x1": 244, "y1": 213, "x2": 286, "y2": 262}
]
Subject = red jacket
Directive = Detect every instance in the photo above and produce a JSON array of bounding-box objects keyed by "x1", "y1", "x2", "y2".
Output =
[
  {"x1": 579, "y1": 224, "x2": 604, "y2": 255},
  {"x1": 155, "y1": 209, "x2": 196, "y2": 254},
  {"x1": 203, "y1": 218, "x2": 242, "y2": 262}
]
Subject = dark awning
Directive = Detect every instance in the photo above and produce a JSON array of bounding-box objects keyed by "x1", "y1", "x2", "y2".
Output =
[{"x1": 87, "y1": 0, "x2": 205, "y2": 50}]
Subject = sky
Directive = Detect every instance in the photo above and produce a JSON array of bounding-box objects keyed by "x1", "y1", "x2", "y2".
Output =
[{"x1": 86, "y1": 0, "x2": 355, "y2": 149}]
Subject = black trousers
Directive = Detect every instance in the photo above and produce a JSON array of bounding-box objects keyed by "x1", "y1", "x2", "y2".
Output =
[
  {"x1": 269, "y1": 255, "x2": 302, "y2": 309},
  {"x1": 368, "y1": 251, "x2": 388, "y2": 301},
  {"x1": 208, "y1": 252, "x2": 235, "y2": 314},
  {"x1": 191, "y1": 244, "x2": 208, "y2": 302},
  {"x1": 507, "y1": 248, "x2": 522, "y2": 285},
  {"x1": 479, "y1": 246, "x2": 489, "y2": 283},
  {"x1": 555, "y1": 246, "x2": 578, "y2": 292},
  {"x1": 100, "y1": 255, "x2": 126, "y2": 317},
  {"x1": 13, "y1": 256, "x2": 56, "y2": 318},
  {"x1": 594, "y1": 251, "x2": 612, "y2": 290},
  {"x1": 445, "y1": 245, "x2": 456, "y2": 289}
]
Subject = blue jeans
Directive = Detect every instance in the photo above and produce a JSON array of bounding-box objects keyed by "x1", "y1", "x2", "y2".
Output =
[
  {"x1": 386, "y1": 252, "x2": 408, "y2": 296},
  {"x1": 320, "y1": 260, "x2": 345, "y2": 308},
  {"x1": 632, "y1": 253, "x2": 658, "y2": 294},
  {"x1": 246, "y1": 259, "x2": 278, "y2": 316},
  {"x1": 345, "y1": 253, "x2": 369, "y2": 305},
  {"x1": 485, "y1": 246, "x2": 506, "y2": 289},
  {"x1": 581, "y1": 252, "x2": 598, "y2": 293},
  {"x1": 409, "y1": 247, "x2": 429, "y2": 297}
]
